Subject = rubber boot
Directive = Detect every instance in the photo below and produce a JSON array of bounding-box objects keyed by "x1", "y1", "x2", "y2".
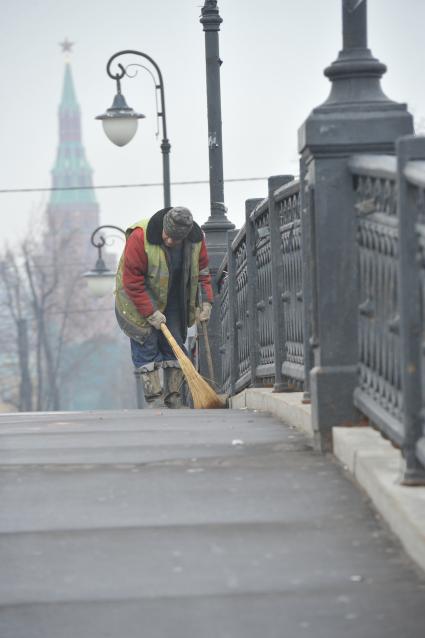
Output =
[
  {"x1": 141, "y1": 368, "x2": 163, "y2": 408},
  {"x1": 164, "y1": 367, "x2": 184, "y2": 409}
]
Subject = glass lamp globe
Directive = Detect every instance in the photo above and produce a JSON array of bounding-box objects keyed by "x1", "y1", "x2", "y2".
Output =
[
  {"x1": 102, "y1": 117, "x2": 139, "y2": 147},
  {"x1": 96, "y1": 91, "x2": 145, "y2": 147},
  {"x1": 83, "y1": 257, "x2": 116, "y2": 298},
  {"x1": 85, "y1": 272, "x2": 115, "y2": 298}
]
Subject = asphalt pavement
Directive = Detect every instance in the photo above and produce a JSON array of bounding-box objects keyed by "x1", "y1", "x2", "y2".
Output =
[{"x1": 0, "y1": 408, "x2": 424, "y2": 637}]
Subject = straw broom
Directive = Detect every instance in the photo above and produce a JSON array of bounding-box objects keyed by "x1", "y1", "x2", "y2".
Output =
[{"x1": 160, "y1": 323, "x2": 224, "y2": 409}]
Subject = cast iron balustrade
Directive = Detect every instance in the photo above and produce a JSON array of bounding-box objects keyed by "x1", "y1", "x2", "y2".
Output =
[
  {"x1": 214, "y1": 0, "x2": 425, "y2": 480},
  {"x1": 399, "y1": 146, "x2": 425, "y2": 476},
  {"x1": 217, "y1": 260, "x2": 231, "y2": 396},
  {"x1": 253, "y1": 200, "x2": 274, "y2": 378},
  {"x1": 217, "y1": 177, "x2": 306, "y2": 395},
  {"x1": 277, "y1": 180, "x2": 304, "y2": 386},
  {"x1": 218, "y1": 138, "x2": 425, "y2": 480},
  {"x1": 349, "y1": 156, "x2": 404, "y2": 443},
  {"x1": 234, "y1": 229, "x2": 250, "y2": 391}
]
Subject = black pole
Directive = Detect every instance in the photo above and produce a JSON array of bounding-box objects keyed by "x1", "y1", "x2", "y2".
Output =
[
  {"x1": 200, "y1": 1, "x2": 234, "y2": 235},
  {"x1": 200, "y1": 1, "x2": 235, "y2": 385},
  {"x1": 106, "y1": 50, "x2": 171, "y2": 207}
]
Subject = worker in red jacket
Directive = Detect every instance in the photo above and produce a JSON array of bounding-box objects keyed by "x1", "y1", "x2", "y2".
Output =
[{"x1": 115, "y1": 206, "x2": 213, "y2": 408}]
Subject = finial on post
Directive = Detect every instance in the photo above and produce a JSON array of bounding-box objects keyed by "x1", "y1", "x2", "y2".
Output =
[
  {"x1": 323, "y1": 0, "x2": 388, "y2": 105},
  {"x1": 200, "y1": 0, "x2": 223, "y2": 31},
  {"x1": 342, "y1": 0, "x2": 367, "y2": 49}
]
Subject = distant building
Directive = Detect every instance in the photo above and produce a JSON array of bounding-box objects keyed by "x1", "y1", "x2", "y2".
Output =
[{"x1": 45, "y1": 59, "x2": 100, "y2": 265}]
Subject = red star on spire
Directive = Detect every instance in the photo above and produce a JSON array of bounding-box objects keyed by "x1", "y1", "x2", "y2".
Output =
[{"x1": 59, "y1": 38, "x2": 74, "y2": 53}]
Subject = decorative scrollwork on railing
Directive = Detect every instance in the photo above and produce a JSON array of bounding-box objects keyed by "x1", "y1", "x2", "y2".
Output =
[
  {"x1": 277, "y1": 192, "x2": 300, "y2": 227},
  {"x1": 277, "y1": 188, "x2": 304, "y2": 384},
  {"x1": 354, "y1": 174, "x2": 397, "y2": 217},
  {"x1": 416, "y1": 191, "x2": 425, "y2": 427},
  {"x1": 253, "y1": 207, "x2": 274, "y2": 369},
  {"x1": 234, "y1": 238, "x2": 250, "y2": 384},
  {"x1": 218, "y1": 267, "x2": 231, "y2": 395},
  {"x1": 355, "y1": 173, "x2": 403, "y2": 430},
  {"x1": 416, "y1": 185, "x2": 425, "y2": 226}
]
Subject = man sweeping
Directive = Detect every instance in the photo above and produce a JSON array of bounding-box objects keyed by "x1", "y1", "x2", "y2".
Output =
[{"x1": 115, "y1": 206, "x2": 213, "y2": 408}]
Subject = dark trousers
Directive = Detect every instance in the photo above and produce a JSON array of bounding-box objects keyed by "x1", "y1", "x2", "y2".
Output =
[{"x1": 130, "y1": 307, "x2": 187, "y2": 369}]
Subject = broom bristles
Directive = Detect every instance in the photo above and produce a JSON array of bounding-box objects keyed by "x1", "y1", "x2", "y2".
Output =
[{"x1": 160, "y1": 323, "x2": 224, "y2": 409}]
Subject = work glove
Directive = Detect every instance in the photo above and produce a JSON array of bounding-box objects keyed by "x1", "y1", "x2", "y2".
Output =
[
  {"x1": 198, "y1": 301, "x2": 212, "y2": 324},
  {"x1": 146, "y1": 310, "x2": 166, "y2": 330}
]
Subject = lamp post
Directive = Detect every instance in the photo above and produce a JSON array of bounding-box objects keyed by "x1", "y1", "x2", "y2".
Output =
[
  {"x1": 96, "y1": 50, "x2": 171, "y2": 207},
  {"x1": 199, "y1": 0, "x2": 235, "y2": 385},
  {"x1": 84, "y1": 224, "x2": 146, "y2": 409}
]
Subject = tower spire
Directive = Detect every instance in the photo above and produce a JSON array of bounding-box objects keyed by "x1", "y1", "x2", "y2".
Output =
[{"x1": 46, "y1": 44, "x2": 99, "y2": 261}]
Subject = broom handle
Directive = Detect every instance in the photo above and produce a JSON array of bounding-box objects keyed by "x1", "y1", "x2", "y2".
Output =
[
  {"x1": 160, "y1": 323, "x2": 185, "y2": 360},
  {"x1": 161, "y1": 321, "x2": 215, "y2": 385},
  {"x1": 201, "y1": 321, "x2": 215, "y2": 385}
]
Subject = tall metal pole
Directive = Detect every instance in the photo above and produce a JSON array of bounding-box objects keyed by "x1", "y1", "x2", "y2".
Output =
[
  {"x1": 200, "y1": 0, "x2": 235, "y2": 385},
  {"x1": 200, "y1": 1, "x2": 233, "y2": 232}
]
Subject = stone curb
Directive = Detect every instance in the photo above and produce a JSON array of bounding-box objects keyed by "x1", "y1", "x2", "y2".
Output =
[
  {"x1": 230, "y1": 388, "x2": 313, "y2": 437},
  {"x1": 231, "y1": 388, "x2": 425, "y2": 574},
  {"x1": 333, "y1": 426, "x2": 425, "y2": 574}
]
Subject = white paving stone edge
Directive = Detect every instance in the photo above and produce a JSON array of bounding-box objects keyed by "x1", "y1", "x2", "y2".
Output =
[{"x1": 231, "y1": 388, "x2": 425, "y2": 574}]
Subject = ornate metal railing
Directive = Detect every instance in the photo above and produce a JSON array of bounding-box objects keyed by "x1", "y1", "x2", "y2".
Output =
[
  {"x1": 400, "y1": 150, "x2": 425, "y2": 474},
  {"x1": 234, "y1": 228, "x2": 250, "y2": 390},
  {"x1": 213, "y1": 0, "x2": 425, "y2": 482},
  {"x1": 217, "y1": 258, "x2": 231, "y2": 396},
  {"x1": 218, "y1": 139, "x2": 425, "y2": 481},
  {"x1": 277, "y1": 181, "x2": 304, "y2": 385},
  {"x1": 252, "y1": 199, "x2": 275, "y2": 379},
  {"x1": 348, "y1": 147, "x2": 425, "y2": 481},
  {"x1": 349, "y1": 156, "x2": 404, "y2": 443},
  {"x1": 217, "y1": 177, "x2": 306, "y2": 395}
]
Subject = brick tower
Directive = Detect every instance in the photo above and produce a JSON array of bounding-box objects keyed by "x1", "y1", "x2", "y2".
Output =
[{"x1": 45, "y1": 41, "x2": 99, "y2": 265}]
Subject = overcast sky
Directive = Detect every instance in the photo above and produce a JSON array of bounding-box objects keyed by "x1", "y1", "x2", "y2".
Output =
[{"x1": 1, "y1": 0, "x2": 425, "y2": 250}]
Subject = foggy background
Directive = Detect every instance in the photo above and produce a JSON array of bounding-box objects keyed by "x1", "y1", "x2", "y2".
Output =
[{"x1": 2, "y1": 0, "x2": 425, "y2": 246}]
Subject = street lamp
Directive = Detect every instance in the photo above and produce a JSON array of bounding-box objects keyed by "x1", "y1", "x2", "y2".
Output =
[
  {"x1": 84, "y1": 223, "x2": 146, "y2": 408},
  {"x1": 96, "y1": 49, "x2": 171, "y2": 207},
  {"x1": 83, "y1": 225, "x2": 125, "y2": 297}
]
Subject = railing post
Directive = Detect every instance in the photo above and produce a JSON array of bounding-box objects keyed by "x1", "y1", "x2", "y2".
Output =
[
  {"x1": 298, "y1": 0, "x2": 413, "y2": 452},
  {"x1": 268, "y1": 175, "x2": 294, "y2": 392},
  {"x1": 227, "y1": 229, "x2": 239, "y2": 395},
  {"x1": 245, "y1": 198, "x2": 263, "y2": 387},
  {"x1": 396, "y1": 135, "x2": 425, "y2": 484}
]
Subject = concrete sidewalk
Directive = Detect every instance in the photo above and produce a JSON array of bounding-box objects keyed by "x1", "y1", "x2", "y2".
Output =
[
  {"x1": 1, "y1": 408, "x2": 425, "y2": 637},
  {"x1": 231, "y1": 388, "x2": 425, "y2": 576}
]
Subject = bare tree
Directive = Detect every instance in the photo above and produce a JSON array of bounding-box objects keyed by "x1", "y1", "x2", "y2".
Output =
[
  {"x1": 0, "y1": 213, "x2": 125, "y2": 413},
  {"x1": 0, "y1": 251, "x2": 33, "y2": 411}
]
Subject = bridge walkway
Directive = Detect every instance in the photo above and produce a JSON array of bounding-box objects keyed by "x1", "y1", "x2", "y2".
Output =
[{"x1": 0, "y1": 408, "x2": 424, "y2": 637}]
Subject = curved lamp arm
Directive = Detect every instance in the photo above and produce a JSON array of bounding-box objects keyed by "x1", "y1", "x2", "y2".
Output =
[
  {"x1": 104, "y1": 50, "x2": 171, "y2": 207},
  {"x1": 90, "y1": 224, "x2": 126, "y2": 265},
  {"x1": 84, "y1": 225, "x2": 126, "y2": 298},
  {"x1": 106, "y1": 50, "x2": 169, "y2": 142}
]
